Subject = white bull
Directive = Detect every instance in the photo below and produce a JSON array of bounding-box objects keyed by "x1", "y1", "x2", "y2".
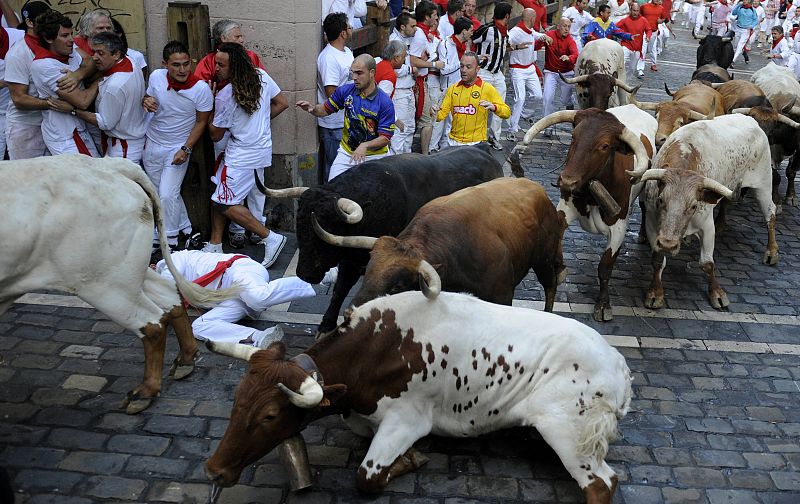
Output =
[
  {"x1": 0, "y1": 155, "x2": 238, "y2": 414},
  {"x1": 565, "y1": 38, "x2": 635, "y2": 110}
]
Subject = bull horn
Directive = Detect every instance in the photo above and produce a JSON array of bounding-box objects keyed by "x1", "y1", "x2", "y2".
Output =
[
  {"x1": 560, "y1": 73, "x2": 588, "y2": 85},
  {"x1": 523, "y1": 110, "x2": 577, "y2": 144},
  {"x1": 335, "y1": 198, "x2": 364, "y2": 224},
  {"x1": 417, "y1": 260, "x2": 441, "y2": 300},
  {"x1": 692, "y1": 30, "x2": 707, "y2": 41},
  {"x1": 701, "y1": 176, "x2": 734, "y2": 199},
  {"x1": 629, "y1": 88, "x2": 659, "y2": 111},
  {"x1": 720, "y1": 36, "x2": 732, "y2": 42},
  {"x1": 205, "y1": 340, "x2": 260, "y2": 361},
  {"x1": 731, "y1": 107, "x2": 753, "y2": 116},
  {"x1": 277, "y1": 375, "x2": 324, "y2": 409},
  {"x1": 615, "y1": 79, "x2": 639, "y2": 94},
  {"x1": 782, "y1": 96, "x2": 798, "y2": 113},
  {"x1": 790, "y1": 105, "x2": 800, "y2": 117},
  {"x1": 312, "y1": 213, "x2": 377, "y2": 250},
  {"x1": 259, "y1": 186, "x2": 309, "y2": 198},
  {"x1": 709, "y1": 82, "x2": 725, "y2": 89},
  {"x1": 664, "y1": 83, "x2": 674, "y2": 97},
  {"x1": 637, "y1": 168, "x2": 668, "y2": 183},
  {"x1": 619, "y1": 126, "x2": 650, "y2": 178},
  {"x1": 777, "y1": 113, "x2": 800, "y2": 129}
]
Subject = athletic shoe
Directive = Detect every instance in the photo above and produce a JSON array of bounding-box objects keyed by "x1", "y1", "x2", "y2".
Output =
[
  {"x1": 743, "y1": 52, "x2": 750, "y2": 64},
  {"x1": 184, "y1": 232, "x2": 204, "y2": 250},
  {"x1": 253, "y1": 324, "x2": 285, "y2": 348},
  {"x1": 201, "y1": 242, "x2": 224, "y2": 253},
  {"x1": 487, "y1": 137, "x2": 503, "y2": 151},
  {"x1": 229, "y1": 232, "x2": 246, "y2": 249},
  {"x1": 321, "y1": 266, "x2": 338, "y2": 285},
  {"x1": 261, "y1": 232, "x2": 287, "y2": 268},
  {"x1": 650, "y1": 64, "x2": 658, "y2": 71},
  {"x1": 506, "y1": 131, "x2": 518, "y2": 142},
  {"x1": 637, "y1": 70, "x2": 644, "y2": 79}
]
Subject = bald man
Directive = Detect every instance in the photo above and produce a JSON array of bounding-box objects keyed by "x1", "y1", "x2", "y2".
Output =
[{"x1": 297, "y1": 54, "x2": 396, "y2": 181}]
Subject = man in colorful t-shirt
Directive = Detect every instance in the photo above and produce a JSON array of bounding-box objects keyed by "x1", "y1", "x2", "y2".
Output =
[
  {"x1": 297, "y1": 54, "x2": 395, "y2": 181},
  {"x1": 432, "y1": 51, "x2": 510, "y2": 146}
]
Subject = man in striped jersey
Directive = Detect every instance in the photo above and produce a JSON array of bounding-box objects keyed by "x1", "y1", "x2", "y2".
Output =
[
  {"x1": 431, "y1": 51, "x2": 510, "y2": 146},
  {"x1": 472, "y1": 1, "x2": 511, "y2": 150}
]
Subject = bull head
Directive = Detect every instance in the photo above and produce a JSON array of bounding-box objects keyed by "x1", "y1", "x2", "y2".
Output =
[
  {"x1": 312, "y1": 214, "x2": 378, "y2": 249},
  {"x1": 562, "y1": 72, "x2": 639, "y2": 111},
  {"x1": 731, "y1": 107, "x2": 800, "y2": 129}
]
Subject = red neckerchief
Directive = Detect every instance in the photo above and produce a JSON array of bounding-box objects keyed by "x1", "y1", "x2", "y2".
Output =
[
  {"x1": 791, "y1": 27, "x2": 799, "y2": 38},
  {"x1": 494, "y1": 20, "x2": 508, "y2": 37},
  {"x1": 24, "y1": 33, "x2": 46, "y2": 54},
  {"x1": 618, "y1": 0, "x2": 625, "y2": 5},
  {"x1": 30, "y1": 38, "x2": 70, "y2": 63},
  {"x1": 448, "y1": 14, "x2": 457, "y2": 24},
  {"x1": 773, "y1": 35, "x2": 784, "y2": 48},
  {"x1": 457, "y1": 77, "x2": 483, "y2": 87},
  {"x1": 516, "y1": 21, "x2": 533, "y2": 34},
  {"x1": 451, "y1": 34, "x2": 469, "y2": 60},
  {"x1": 102, "y1": 56, "x2": 133, "y2": 77},
  {"x1": 419, "y1": 23, "x2": 439, "y2": 41},
  {"x1": 0, "y1": 28, "x2": 9, "y2": 59},
  {"x1": 576, "y1": 5, "x2": 584, "y2": 13},
  {"x1": 167, "y1": 72, "x2": 201, "y2": 91},
  {"x1": 193, "y1": 255, "x2": 248, "y2": 287},
  {"x1": 73, "y1": 35, "x2": 92, "y2": 54}
]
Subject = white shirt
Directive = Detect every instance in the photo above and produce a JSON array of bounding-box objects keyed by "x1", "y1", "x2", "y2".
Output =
[
  {"x1": 374, "y1": 57, "x2": 396, "y2": 97},
  {"x1": 0, "y1": 27, "x2": 26, "y2": 117},
  {"x1": 30, "y1": 49, "x2": 86, "y2": 145},
  {"x1": 438, "y1": 36, "x2": 463, "y2": 90},
  {"x1": 409, "y1": 26, "x2": 430, "y2": 78},
  {"x1": 771, "y1": 37, "x2": 791, "y2": 65},
  {"x1": 610, "y1": 0, "x2": 631, "y2": 23},
  {"x1": 508, "y1": 24, "x2": 545, "y2": 69},
  {"x1": 127, "y1": 48, "x2": 147, "y2": 70},
  {"x1": 316, "y1": 43, "x2": 353, "y2": 129},
  {"x1": 4, "y1": 35, "x2": 42, "y2": 126},
  {"x1": 96, "y1": 57, "x2": 148, "y2": 140},
  {"x1": 322, "y1": 0, "x2": 368, "y2": 28},
  {"x1": 145, "y1": 69, "x2": 213, "y2": 146},
  {"x1": 389, "y1": 28, "x2": 415, "y2": 89},
  {"x1": 562, "y1": 7, "x2": 594, "y2": 39},
  {"x1": 213, "y1": 68, "x2": 280, "y2": 169},
  {"x1": 438, "y1": 15, "x2": 455, "y2": 40}
]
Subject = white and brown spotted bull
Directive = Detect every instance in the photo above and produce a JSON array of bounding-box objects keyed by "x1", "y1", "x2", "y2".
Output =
[
  {"x1": 0, "y1": 155, "x2": 238, "y2": 414},
  {"x1": 522, "y1": 105, "x2": 656, "y2": 321},
  {"x1": 563, "y1": 38, "x2": 638, "y2": 110},
  {"x1": 204, "y1": 289, "x2": 632, "y2": 503},
  {"x1": 311, "y1": 178, "x2": 567, "y2": 311},
  {"x1": 629, "y1": 114, "x2": 779, "y2": 310}
]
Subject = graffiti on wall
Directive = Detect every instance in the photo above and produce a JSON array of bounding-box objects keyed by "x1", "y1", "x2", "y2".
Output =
[{"x1": 9, "y1": 0, "x2": 146, "y2": 53}]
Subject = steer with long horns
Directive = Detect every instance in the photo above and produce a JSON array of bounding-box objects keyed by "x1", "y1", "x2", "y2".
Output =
[
  {"x1": 630, "y1": 81, "x2": 723, "y2": 148},
  {"x1": 629, "y1": 114, "x2": 779, "y2": 311},
  {"x1": 255, "y1": 147, "x2": 502, "y2": 337},
  {"x1": 204, "y1": 286, "x2": 632, "y2": 504},
  {"x1": 521, "y1": 104, "x2": 656, "y2": 322},
  {"x1": 312, "y1": 177, "x2": 567, "y2": 310},
  {"x1": 566, "y1": 38, "x2": 637, "y2": 110}
]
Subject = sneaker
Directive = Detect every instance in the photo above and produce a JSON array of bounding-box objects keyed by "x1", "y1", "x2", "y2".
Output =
[
  {"x1": 650, "y1": 64, "x2": 658, "y2": 72},
  {"x1": 321, "y1": 266, "x2": 338, "y2": 285},
  {"x1": 757, "y1": 42, "x2": 763, "y2": 48},
  {"x1": 252, "y1": 324, "x2": 285, "y2": 348},
  {"x1": 261, "y1": 232, "x2": 287, "y2": 268},
  {"x1": 486, "y1": 137, "x2": 503, "y2": 151},
  {"x1": 637, "y1": 70, "x2": 644, "y2": 79},
  {"x1": 506, "y1": 131, "x2": 518, "y2": 142},
  {"x1": 229, "y1": 232, "x2": 246, "y2": 249},
  {"x1": 201, "y1": 242, "x2": 224, "y2": 253},
  {"x1": 743, "y1": 52, "x2": 750, "y2": 64},
  {"x1": 185, "y1": 232, "x2": 204, "y2": 250},
  {"x1": 428, "y1": 147, "x2": 440, "y2": 154}
]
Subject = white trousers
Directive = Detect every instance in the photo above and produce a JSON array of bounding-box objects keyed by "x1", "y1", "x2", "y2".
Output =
[
  {"x1": 648, "y1": 32, "x2": 660, "y2": 65},
  {"x1": 0, "y1": 115, "x2": 5, "y2": 158},
  {"x1": 328, "y1": 147, "x2": 388, "y2": 181},
  {"x1": 193, "y1": 276, "x2": 315, "y2": 343},
  {"x1": 428, "y1": 82, "x2": 447, "y2": 152},
  {"x1": 229, "y1": 187, "x2": 266, "y2": 234},
  {"x1": 6, "y1": 122, "x2": 49, "y2": 160},
  {"x1": 733, "y1": 26, "x2": 753, "y2": 62},
  {"x1": 142, "y1": 141, "x2": 192, "y2": 244},
  {"x1": 45, "y1": 129, "x2": 100, "y2": 157},
  {"x1": 623, "y1": 47, "x2": 645, "y2": 78},
  {"x1": 509, "y1": 67, "x2": 542, "y2": 133},
  {"x1": 687, "y1": 5, "x2": 705, "y2": 32},
  {"x1": 390, "y1": 88, "x2": 415, "y2": 154},
  {"x1": 478, "y1": 69, "x2": 506, "y2": 141},
  {"x1": 789, "y1": 53, "x2": 800, "y2": 79},
  {"x1": 543, "y1": 70, "x2": 576, "y2": 118},
  {"x1": 104, "y1": 135, "x2": 145, "y2": 164}
]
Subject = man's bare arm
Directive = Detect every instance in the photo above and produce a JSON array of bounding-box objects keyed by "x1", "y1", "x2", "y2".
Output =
[
  {"x1": 9, "y1": 83, "x2": 48, "y2": 111},
  {"x1": 57, "y1": 55, "x2": 99, "y2": 93},
  {"x1": 270, "y1": 92, "x2": 289, "y2": 119},
  {"x1": 0, "y1": 0, "x2": 19, "y2": 27},
  {"x1": 56, "y1": 79, "x2": 99, "y2": 111}
]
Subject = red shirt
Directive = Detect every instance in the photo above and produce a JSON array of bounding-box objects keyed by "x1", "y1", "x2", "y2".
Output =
[
  {"x1": 516, "y1": 0, "x2": 549, "y2": 31},
  {"x1": 194, "y1": 49, "x2": 265, "y2": 85},
  {"x1": 662, "y1": 0, "x2": 674, "y2": 20},
  {"x1": 616, "y1": 15, "x2": 652, "y2": 52},
  {"x1": 640, "y1": 3, "x2": 667, "y2": 31},
  {"x1": 468, "y1": 15, "x2": 481, "y2": 31},
  {"x1": 536, "y1": 29, "x2": 578, "y2": 73},
  {"x1": 375, "y1": 59, "x2": 397, "y2": 98}
]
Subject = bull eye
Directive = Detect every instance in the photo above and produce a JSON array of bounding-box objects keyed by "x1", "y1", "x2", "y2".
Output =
[{"x1": 261, "y1": 414, "x2": 277, "y2": 423}]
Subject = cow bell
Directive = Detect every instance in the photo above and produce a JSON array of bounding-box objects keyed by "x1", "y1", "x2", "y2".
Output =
[{"x1": 279, "y1": 435, "x2": 313, "y2": 491}]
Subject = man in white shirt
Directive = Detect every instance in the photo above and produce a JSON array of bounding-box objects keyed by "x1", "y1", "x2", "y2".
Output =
[
  {"x1": 388, "y1": 13, "x2": 420, "y2": 154},
  {"x1": 4, "y1": 0, "x2": 52, "y2": 160},
  {"x1": 438, "y1": 0, "x2": 464, "y2": 43},
  {"x1": 562, "y1": 0, "x2": 594, "y2": 51},
  {"x1": 322, "y1": 0, "x2": 368, "y2": 29},
  {"x1": 507, "y1": 8, "x2": 552, "y2": 141},
  {"x1": 142, "y1": 41, "x2": 213, "y2": 249},
  {"x1": 29, "y1": 10, "x2": 98, "y2": 156},
  {"x1": 71, "y1": 32, "x2": 147, "y2": 162},
  {"x1": 416, "y1": 1, "x2": 447, "y2": 155},
  {"x1": 205, "y1": 43, "x2": 290, "y2": 268},
  {"x1": 0, "y1": 1, "x2": 23, "y2": 158},
  {"x1": 317, "y1": 12, "x2": 353, "y2": 182}
]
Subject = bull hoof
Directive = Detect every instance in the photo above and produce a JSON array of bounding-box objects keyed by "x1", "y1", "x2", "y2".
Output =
[
  {"x1": 122, "y1": 390, "x2": 157, "y2": 415},
  {"x1": 557, "y1": 267, "x2": 568, "y2": 285},
  {"x1": 644, "y1": 292, "x2": 665, "y2": 309},
  {"x1": 592, "y1": 304, "x2": 613, "y2": 322},
  {"x1": 763, "y1": 249, "x2": 780, "y2": 266},
  {"x1": 784, "y1": 195, "x2": 797, "y2": 207},
  {"x1": 315, "y1": 327, "x2": 337, "y2": 341},
  {"x1": 775, "y1": 204, "x2": 783, "y2": 215},
  {"x1": 709, "y1": 289, "x2": 730, "y2": 310},
  {"x1": 169, "y1": 351, "x2": 198, "y2": 380}
]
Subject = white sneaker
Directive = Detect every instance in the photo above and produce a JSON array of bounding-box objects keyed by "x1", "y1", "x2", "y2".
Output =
[
  {"x1": 252, "y1": 324, "x2": 284, "y2": 348},
  {"x1": 261, "y1": 232, "x2": 287, "y2": 268},
  {"x1": 637, "y1": 70, "x2": 644, "y2": 79},
  {"x1": 201, "y1": 242, "x2": 223, "y2": 253},
  {"x1": 321, "y1": 266, "x2": 338, "y2": 285}
]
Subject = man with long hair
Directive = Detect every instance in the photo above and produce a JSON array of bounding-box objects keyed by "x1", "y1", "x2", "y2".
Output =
[{"x1": 204, "y1": 42, "x2": 290, "y2": 269}]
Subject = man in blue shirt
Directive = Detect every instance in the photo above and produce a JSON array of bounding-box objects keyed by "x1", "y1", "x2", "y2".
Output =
[
  {"x1": 582, "y1": 4, "x2": 635, "y2": 45},
  {"x1": 732, "y1": 0, "x2": 761, "y2": 65},
  {"x1": 297, "y1": 54, "x2": 395, "y2": 181}
]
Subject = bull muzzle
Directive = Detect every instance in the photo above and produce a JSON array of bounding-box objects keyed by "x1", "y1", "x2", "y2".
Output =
[{"x1": 655, "y1": 235, "x2": 680, "y2": 255}]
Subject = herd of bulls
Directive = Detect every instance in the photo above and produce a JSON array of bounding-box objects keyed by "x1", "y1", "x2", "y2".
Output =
[{"x1": 3, "y1": 31, "x2": 799, "y2": 504}]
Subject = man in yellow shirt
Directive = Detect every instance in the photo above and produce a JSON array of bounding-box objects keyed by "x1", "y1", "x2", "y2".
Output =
[{"x1": 431, "y1": 51, "x2": 511, "y2": 146}]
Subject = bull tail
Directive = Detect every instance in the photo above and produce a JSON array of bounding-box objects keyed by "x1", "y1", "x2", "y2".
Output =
[
  {"x1": 575, "y1": 367, "x2": 632, "y2": 460},
  {"x1": 126, "y1": 164, "x2": 241, "y2": 308}
]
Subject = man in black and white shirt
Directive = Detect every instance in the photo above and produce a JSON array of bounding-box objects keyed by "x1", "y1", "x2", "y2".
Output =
[{"x1": 472, "y1": 1, "x2": 511, "y2": 150}]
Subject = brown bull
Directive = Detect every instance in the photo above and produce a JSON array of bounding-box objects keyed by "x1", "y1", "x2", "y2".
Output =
[
  {"x1": 313, "y1": 178, "x2": 567, "y2": 311},
  {"x1": 631, "y1": 81, "x2": 723, "y2": 147}
]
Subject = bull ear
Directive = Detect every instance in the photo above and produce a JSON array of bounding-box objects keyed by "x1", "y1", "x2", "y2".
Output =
[
  {"x1": 699, "y1": 189, "x2": 726, "y2": 205},
  {"x1": 318, "y1": 384, "x2": 348, "y2": 407},
  {"x1": 263, "y1": 341, "x2": 287, "y2": 360}
]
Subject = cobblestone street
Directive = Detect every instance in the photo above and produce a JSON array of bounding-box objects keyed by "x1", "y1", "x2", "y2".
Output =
[{"x1": 2, "y1": 20, "x2": 800, "y2": 504}]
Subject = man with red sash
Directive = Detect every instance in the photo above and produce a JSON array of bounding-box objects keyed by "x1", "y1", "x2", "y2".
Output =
[
  {"x1": 71, "y1": 32, "x2": 147, "y2": 162},
  {"x1": 617, "y1": 3, "x2": 652, "y2": 79},
  {"x1": 515, "y1": 0, "x2": 550, "y2": 31},
  {"x1": 30, "y1": 11, "x2": 98, "y2": 156},
  {"x1": 72, "y1": 8, "x2": 112, "y2": 56},
  {"x1": 156, "y1": 250, "x2": 317, "y2": 347},
  {"x1": 537, "y1": 17, "x2": 579, "y2": 134},
  {"x1": 142, "y1": 41, "x2": 213, "y2": 250},
  {"x1": 416, "y1": 1, "x2": 447, "y2": 154},
  {"x1": 0, "y1": 1, "x2": 24, "y2": 158},
  {"x1": 438, "y1": 0, "x2": 464, "y2": 40}
]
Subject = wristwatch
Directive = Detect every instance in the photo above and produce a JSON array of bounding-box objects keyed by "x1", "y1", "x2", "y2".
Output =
[
  {"x1": 70, "y1": 109, "x2": 77, "y2": 116},
  {"x1": 180, "y1": 145, "x2": 192, "y2": 155}
]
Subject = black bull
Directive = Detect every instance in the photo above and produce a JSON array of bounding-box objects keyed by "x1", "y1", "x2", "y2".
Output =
[
  {"x1": 695, "y1": 31, "x2": 734, "y2": 70},
  {"x1": 264, "y1": 147, "x2": 502, "y2": 336}
]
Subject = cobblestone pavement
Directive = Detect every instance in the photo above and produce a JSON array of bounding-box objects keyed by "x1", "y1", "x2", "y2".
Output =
[{"x1": 3, "y1": 22, "x2": 800, "y2": 504}]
